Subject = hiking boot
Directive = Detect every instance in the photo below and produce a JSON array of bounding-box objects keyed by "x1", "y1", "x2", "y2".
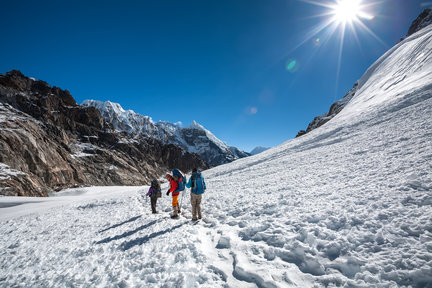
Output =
[
  {"x1": 171, "y1": 214, "x2": 179, "y2": 219},
  {"x1": 192, "y1": 217, "x2": 198, "y2": 221}
]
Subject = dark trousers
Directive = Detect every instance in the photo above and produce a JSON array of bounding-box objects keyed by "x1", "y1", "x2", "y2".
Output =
[{"x1": 151, "y1": 197, "x2": 158, "y2": 213}]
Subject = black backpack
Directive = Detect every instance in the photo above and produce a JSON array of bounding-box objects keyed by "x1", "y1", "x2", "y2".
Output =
[{"x1": 151, "y1": 179, "x2": 162, "y2": 198}]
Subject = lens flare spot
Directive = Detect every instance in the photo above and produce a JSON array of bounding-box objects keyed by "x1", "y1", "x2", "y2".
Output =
[
  {"x1": 420, "y1": 2, "x2": 432, "y2": 7},
  {"x1": 286, "y1": 59, "x2": 299, "y2": 72},
  {"x1": 358, "y1": 11, "x2": 375, "y2": 20},
  {"x1": 287, "y1": 60, "x2": 296, "y2": 70},
  {"x1": 245, "y1": 106, "x2": 258, "y2": 115},
  {"x1": 314, "y1": 37, "x2": 321, "y2": 46}
]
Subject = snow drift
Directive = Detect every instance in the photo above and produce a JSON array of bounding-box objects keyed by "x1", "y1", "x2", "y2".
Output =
[{"x1": 1, "y1": 17, "x2": 432, "y2": 288}]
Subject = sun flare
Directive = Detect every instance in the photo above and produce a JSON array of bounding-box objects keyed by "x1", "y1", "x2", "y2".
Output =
[
  {"x1": 333, "y1": 0, "x2": 361, "y2": 23},
  {"x1": 331, "y1": 0, "x2": 375, "y2": 24},
  {"x1": 294, "y1": 0, "x2": 385, "y2": 99}
]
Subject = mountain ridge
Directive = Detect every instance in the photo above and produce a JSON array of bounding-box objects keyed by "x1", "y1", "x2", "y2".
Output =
[{"x1": 82, "y1": 99, "x2": 250, "y2": 166}]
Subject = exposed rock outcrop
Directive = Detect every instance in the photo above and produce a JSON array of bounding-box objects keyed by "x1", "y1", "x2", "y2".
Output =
[
  {"x1": 407, "y1": 8, "x2": 432, "y2": 37},
  {"x1": 296, "y1": 83, "x2": 358, "y2": 138}
]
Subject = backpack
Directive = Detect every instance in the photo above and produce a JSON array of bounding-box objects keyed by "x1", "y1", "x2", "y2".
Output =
[
  {"x1": 151, "y1": 179, "x2": 162, "y2": 198},
  {"x1": 172, "y1": 169, "x2": 186, "y2": 192},
  {"x1": 191, "y1": 172, "x2": 206, "y2": 194}
]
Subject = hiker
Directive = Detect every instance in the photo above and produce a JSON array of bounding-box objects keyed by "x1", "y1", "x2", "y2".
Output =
[
  {"x1": 185, "y1": 168, "x2": 206, "y2": 221},
  {"x1": 165, "y1": 173, "x2": 180, "y2": 218},
  {"x1": 146, "y1": 179, "x2": 161, "y2": 214}
]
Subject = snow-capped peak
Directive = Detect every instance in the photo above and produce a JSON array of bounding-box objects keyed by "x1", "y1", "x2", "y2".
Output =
[
  {"x1": 190, "y1": 120, "x2": 204, "y2": 130},
  {"x1": 83, "y1": 100, "x2": 249, "y2": 166}
]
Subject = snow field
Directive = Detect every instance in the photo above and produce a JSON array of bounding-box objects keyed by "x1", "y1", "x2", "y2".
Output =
[
  {"x1": 2, "y1": 87, "x2": 430, "y2": 286},
  {"x1": 200, "y1": 73, "x2": 432, "y2": 286},
  {"x1": 1, "y1": 189, "x2": 220, "y2": 287}
]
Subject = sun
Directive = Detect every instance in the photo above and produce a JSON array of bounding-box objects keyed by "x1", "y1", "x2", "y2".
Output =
[
  {"x1": 332, "y1": 0, "x2": 362, "y2": 23},
  {"x1": 292, "y1": 0, "x2": 384, "y2": 98}
]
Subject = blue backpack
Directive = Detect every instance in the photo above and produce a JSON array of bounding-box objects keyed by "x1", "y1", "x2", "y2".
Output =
[
  {"x1": 191, "y1": 172, "x2": 206, "y2": 194},
  {"x1": 172, "y1": 169, "x2": 186, "y2": 192}
]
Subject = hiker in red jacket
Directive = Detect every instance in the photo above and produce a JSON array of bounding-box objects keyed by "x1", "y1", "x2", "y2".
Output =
[{"x1": 165, "y1": 174, "x2": 180, "y2": 218}]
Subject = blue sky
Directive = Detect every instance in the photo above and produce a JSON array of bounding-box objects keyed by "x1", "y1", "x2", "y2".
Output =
[{"x1": 0, "y1": 0, "x2": 429, "y2": 152}]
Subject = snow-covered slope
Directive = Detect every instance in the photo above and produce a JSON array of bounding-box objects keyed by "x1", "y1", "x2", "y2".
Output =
[
  {"x1": 1, "y1": 20, "x2": 432, "y2": 288},
  {"x1": 82, "y1": 100, "x2": 249, "y2": 166},
  {"x1": 298, "y1": 9, "x2": 432, "y2": 139}
]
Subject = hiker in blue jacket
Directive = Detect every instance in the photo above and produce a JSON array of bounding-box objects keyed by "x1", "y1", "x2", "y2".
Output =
[{"x1": 185, "y1": 168, "x2": 206, "y2": 221}]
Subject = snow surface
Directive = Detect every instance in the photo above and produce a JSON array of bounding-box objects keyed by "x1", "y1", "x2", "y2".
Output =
[
  {"x1": 1, "y1": 24, "x2": 432, "y2": 288},
  {"x1": 69, "y1": 142, "x2": 97, "y2": 159}
]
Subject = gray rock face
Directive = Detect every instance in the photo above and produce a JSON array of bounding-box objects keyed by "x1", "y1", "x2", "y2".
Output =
[
  {"x1": 0, "y1": 70, "x2": 208, "y2": 196},
  {"x1": 83, "y1": 100, "x2": 250, "y2": 166},
  {"x1": 407, "y1": 8, "x2": 432, "y2": 37},
  {"x1": 296, "y1": 83, "x2": 358, "y2": 138}
]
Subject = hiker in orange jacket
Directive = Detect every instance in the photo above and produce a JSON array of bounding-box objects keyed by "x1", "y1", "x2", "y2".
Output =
[{"x1": 165, "y1": 174, "x2": 180, "y2": 218}]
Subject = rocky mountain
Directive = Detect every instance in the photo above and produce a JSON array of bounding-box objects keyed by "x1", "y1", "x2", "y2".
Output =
[
  {"x1": 296, "y1": 83, "x2": 358, "y2": 137},
  {"x1": 82, "y1": 100, "x2": 250, "y2": 166},
  {"x1": 407, "y1": 8, "x2": 432, "y2": 37},
  {"x1": 0, "y1": 70, "x2": 208, "y2": 197},
  {"x1": 296, "y1": 8, "x2": 432, "y2": 138}
]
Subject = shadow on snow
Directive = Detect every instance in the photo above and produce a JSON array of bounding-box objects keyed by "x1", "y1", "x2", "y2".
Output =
[
  {"x1": 119, "y1": 222, "x2": 187, "y2": 251},
  {"x1": 96, "y1": 219, "x2": 157, "y2": 245},
  {"x1": 98, "y1": 215, "x2": 142, "y2": 233}
]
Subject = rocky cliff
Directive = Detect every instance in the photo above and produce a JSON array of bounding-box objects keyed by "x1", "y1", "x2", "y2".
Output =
[
  {"x1": 407, "y1": 8, "x2": 432, "y2": 37},
  {"x1": 0, "y1": 70, "x2": 208, "y2": 196},
  {"x1": 296, "y1": 83, "x2": 358, "y2": 137}
]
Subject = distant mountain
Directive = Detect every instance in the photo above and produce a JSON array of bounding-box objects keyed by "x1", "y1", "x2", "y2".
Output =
[
  {"x1": 250, "y1": 146, "x2": 270, "y2": 155},
  {"x1": 0, "y1": 70, "x2": 208, "y2": 196},
  {"x1": 82, "y1": 100, "x2": 250, "y2": 166},
  {"x1": 296, "y1": 8, "x2": 432, "y2": 138}
]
